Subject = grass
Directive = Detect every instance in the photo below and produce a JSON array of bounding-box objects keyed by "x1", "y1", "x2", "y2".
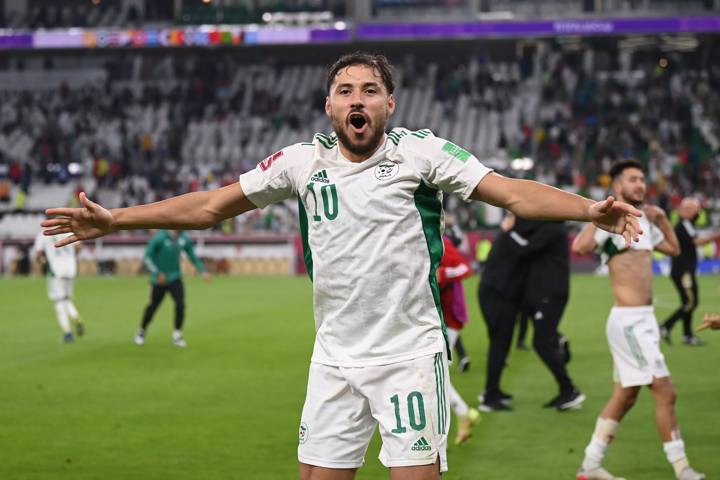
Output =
[{"x1": 0, "y1": 274, "x2": 718, "y2": 479}]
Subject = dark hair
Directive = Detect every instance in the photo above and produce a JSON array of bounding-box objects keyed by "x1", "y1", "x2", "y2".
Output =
[
  {"x1": 609, "y1": 160, "x2": 644, "y2": 180},
  {"x1": 326, "y1": 52, "x2": 395, "y2": 95}
]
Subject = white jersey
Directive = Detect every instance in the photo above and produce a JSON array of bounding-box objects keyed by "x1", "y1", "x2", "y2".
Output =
[
  {"x1": 33, "y1": 232, "x2": 77, "y2": 279},
  {"x1": 594, "y1": 212, "x2": 664, "y2": 262},
  {"x1": 240, "y1": 128, "x2": 491, "y2": 367}
]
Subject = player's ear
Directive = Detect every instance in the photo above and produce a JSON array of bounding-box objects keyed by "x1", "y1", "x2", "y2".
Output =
[
  {"x1": 387, "y1": 94, "x2": 395, "y2": 115},
  {"x1": 325, "y1": 96, "x2": 332, "y2": 117}
]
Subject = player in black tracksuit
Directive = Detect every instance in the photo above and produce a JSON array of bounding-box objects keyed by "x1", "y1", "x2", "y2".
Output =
[
  {"x1": 478, "y1": 223, "x2": 528, "y2": 411},
  {"x1": 661, "y1": 199, "x2": 720, "y2": 345},
  {"x1": 520, "y1": 219, "x2": 584, "y2": 410},
  {"x1": 479, "y1": 216, "x2": 583, "y2": 411}
]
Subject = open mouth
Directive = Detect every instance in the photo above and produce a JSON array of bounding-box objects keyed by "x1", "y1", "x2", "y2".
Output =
[{"x1": 348, "y1": 113, "x2": 368, "y2": 133}]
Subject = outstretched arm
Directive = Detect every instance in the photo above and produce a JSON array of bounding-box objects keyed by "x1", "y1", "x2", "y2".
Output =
[
  {"x1": 42, "y1": 183, "x2": 257, "y2": 247},
  {"x1": 696, "y1": 231, "x2": 720, "y2": 246},
  {"x1": 471, "y1": 173, "x2": 642, "y2": 247}
]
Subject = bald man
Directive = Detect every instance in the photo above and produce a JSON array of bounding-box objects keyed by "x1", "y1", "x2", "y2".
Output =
[{"x1": 660, "y1": 198, "x2": 720, "y2": 346}]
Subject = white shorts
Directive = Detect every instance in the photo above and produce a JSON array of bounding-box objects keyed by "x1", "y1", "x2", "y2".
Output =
[
  {"x1": 606, "y1": 306, "x2": 670, "y2": 387},
  {"x1": 47, "y1": 277, "x2": 74, "y2": 302},
  {"x1": 298, "y1": 352, "x2": 449, "y2": 472}
]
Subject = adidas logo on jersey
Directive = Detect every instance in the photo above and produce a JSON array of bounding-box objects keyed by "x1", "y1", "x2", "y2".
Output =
[
  {"x1": 411, "y1": 437, "x2": 432, "y2": 452},
  {"x1": 310, "y1": 170, "x2": 330, "y2": 183}
]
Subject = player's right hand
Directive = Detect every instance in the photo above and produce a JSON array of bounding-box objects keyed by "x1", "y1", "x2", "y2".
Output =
[
  {"x1": 41, "y1": 192, "x2": 114, "y2": 247},
  {"x1": 697, "y1": 313, "x2": 720, "y2": 332},
  {"x1": 157, "y1": 273, "x2": 167, "y2": 285}
]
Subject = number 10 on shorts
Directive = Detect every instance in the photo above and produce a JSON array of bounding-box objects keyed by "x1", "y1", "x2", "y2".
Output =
[{"x1": 390, "y1": 391, "x2": 426, "y2": 433}]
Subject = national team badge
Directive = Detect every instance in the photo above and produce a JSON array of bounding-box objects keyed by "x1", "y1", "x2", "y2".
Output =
[
  {"x1": 299, "y1": 422, "x2": 309, "y2": 444},
  {"x1": 374, "y1": 162, "x2": 399, "y2": 180}
]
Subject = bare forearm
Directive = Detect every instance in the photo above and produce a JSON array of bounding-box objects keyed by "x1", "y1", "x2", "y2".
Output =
[
  {"x1": 657, "y1": 216, "x2": 680, "y2": 253},
  {"x1": 572, "y1": 223, "x2": 598, "y2": 255},
  {"x1": 478, "y1": 177, "x2": 594, "y2": 221},
  {"x1": 696, "y1": 231, "x2": 720, "y2": 246},
  {"x1": 110, "y1": 192, "x2": 217, "y2": 231},
  {"x1": 110, "y1": 184, "x2": 255, "y2": 231}
]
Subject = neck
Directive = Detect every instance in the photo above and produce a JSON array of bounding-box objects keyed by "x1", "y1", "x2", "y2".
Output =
[{"x1": 338, "y1": 134, "x2": 386, "y2": 163}]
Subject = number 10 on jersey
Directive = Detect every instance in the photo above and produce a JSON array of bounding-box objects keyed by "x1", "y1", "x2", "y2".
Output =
[{"x1": 307, "y1": 182, "x2": 339, "y2": 221}]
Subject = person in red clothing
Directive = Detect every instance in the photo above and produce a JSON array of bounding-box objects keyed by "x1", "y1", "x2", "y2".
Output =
[{"x1": 438, "y1": 234, "x2": 480, "y2": 445}]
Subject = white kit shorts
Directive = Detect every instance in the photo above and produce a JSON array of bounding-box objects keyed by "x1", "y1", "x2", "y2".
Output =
[
  {"x1": 298, "y1": 352, "x2": 449, "y2": 472},
  {"x1": 606, "y1": 306, "x2": 670, "y2": 387},
  {"x1": 47, "y1": 277, "x2": 75, "y2": 302}
]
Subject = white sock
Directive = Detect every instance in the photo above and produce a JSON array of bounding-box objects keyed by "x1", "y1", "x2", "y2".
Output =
[
  {"x1": 54, "y1": 301, "x2": 71, "y2": 333},
  {"x1": 663, "y1": 439, "x2": 689, "y2": 477},
  {"x1": 448, "y1": 382, "x2": 469, "y2": 417},
  {"x1": 64, "y1": 300, "x2": 79, "y2": 321},
  {"x1": 581, "y1": 418, "x2": 619, "y2": 471},
  {"x1": 173, "y1": 330, "x2": 183, "y2": 340}
]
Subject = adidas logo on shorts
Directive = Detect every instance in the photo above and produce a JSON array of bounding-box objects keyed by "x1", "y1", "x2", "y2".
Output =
[{"x1": 411, "y1": 436, "x2": 432, "y2": 452}]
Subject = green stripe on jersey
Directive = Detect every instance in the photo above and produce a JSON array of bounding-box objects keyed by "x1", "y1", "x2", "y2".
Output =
[
  {"x1": 297, "y1": 196, "x2": 313, "y2": 281},
  {"x1": 413, "y1": 181, "x2": 449, "y2": 353},
  {"x1": 411, "y1": 129, "x2": 431, "y2": 139},
  {"x1": 314, "y1": 133, "x2": 337, "y2": 150}
]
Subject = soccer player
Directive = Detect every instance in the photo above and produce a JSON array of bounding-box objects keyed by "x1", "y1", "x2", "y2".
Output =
[
  {"x1": 135, "y1": 230, "x2": 208, "y2": 348},
  {"x1": 33, "y1": 230, "x2": 84, "y2": 343},
  {"x1": 572, "y1": 161, "x2": 705, "y2": 480},
  {"x1": 437, "y1": 233, "x2": 480, "y2": 445},
  {"x1": 660, "y1": 197, "x2": 720, "y2": 346},
  {"x1": 42, "y1": 52, "x2": 642, "y2": 480}
]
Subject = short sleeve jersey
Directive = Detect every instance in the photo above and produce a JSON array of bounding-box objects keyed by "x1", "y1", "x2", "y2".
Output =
[
  {"x1": 240, "y1": 128, "x2": 492, "y2": 367},
  {"x1": 593, "y1": 213, "x2": 664, "y2": 263},
  {"x1": 33, "y1": 232, "x2": 77, "y2": 278}
]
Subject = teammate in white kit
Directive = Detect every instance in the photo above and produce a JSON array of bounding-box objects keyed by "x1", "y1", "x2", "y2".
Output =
[
  {"x1": 572, "y1": 161, "x2": 705, "y2": 480},
  {"x1": 41, "y1": 53, "x2": 643, "y2": 480},
  {"x1": 33, "y1": 230, "x2": 84, "y2": 343}
]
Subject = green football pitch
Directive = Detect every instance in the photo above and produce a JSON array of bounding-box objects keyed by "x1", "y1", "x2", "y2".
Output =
[{"x1": 1, "y1": 274, "x2": 718, "y2": 479}]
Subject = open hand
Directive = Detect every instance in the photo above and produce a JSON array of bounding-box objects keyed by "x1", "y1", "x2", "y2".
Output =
[
  {"x1": 41, "y1": 192, "x2": 114, "y2": 247},
  {"x1": 697, "y1": 313, "x2": 720, "y2": 332},
  {"x1": 642, "y1": 204, "x2": 666, "y2": 224},
  {"x1": 589, "y1": 196, "x2": 643, "y2": 248}
]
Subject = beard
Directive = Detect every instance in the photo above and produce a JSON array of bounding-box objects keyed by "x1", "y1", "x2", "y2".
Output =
[{"x1": 332, "y1": 114, "x2": 387, "y2": 158}]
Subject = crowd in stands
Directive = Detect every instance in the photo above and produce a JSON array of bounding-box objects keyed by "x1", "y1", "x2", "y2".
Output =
[{"x1": 1, "y1": 43, "x2": 719, "y2": 233}]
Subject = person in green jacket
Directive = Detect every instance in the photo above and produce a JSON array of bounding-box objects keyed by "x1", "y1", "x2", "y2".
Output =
[{"x1": 135, "y1": 230, "x2": 209, "y2": 347}]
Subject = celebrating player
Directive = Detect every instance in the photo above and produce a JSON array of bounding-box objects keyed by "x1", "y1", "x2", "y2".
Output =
[
  {"x1": 42, "y1": 52, "x2": 642, "y2": 480},
  {"x1": 572, "y1": 161, "x2": 705, "y2": 480},
  {"x1": 33, "y1": 229, "x2": 84, "y2": 343}
]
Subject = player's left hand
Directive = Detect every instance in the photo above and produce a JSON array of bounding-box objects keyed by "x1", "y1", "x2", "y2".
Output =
[
  {"x1": 642, "y1": 204, "x2": 666, "y2": 223},
  {"x1": 589, "y1": 196, "x2": 643, "y2": 248}
]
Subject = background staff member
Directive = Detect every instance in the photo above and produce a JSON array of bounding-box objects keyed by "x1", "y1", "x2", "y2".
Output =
[
  {"x1": 135, "y1": 229, "x2": 209, "y2": 348},
  {"x1": 515, "y1": 216, "x2": 584, "y2": 411},
  {"x1": 661, "y1": 198, "x2": 720, "y2": 346}
]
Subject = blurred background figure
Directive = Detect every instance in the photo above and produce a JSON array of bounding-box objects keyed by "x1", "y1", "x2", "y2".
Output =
[
  {"x1": 661, "y1": 197, "x2": 720, "y2": 346},
  {"x1": 135, "y1": 229, "x2": 209, "y2": 348},
  {"x1": 33, "y1": 227, "x2": 83, "y2": 343}
]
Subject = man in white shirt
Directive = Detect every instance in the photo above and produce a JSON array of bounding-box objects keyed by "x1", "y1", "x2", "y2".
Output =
[
  {"x1": 33, "y1": 230, "x2": 83, "y2": 343},
  {"x1": 42, "y1": 53, "x2": 643, "y2": 480}
]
